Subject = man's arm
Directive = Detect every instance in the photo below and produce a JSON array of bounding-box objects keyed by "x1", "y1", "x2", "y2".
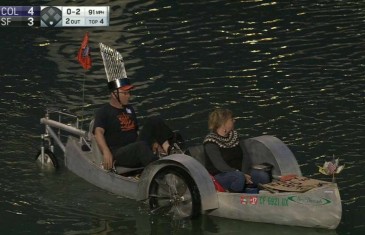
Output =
[{"x1": 94, "y1": 127, "x2": 113, "y2": 170}]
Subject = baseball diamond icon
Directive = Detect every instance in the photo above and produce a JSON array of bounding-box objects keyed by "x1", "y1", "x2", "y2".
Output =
[{"x1": 41, "y1": 7, "x2": 62, "y2": 27}]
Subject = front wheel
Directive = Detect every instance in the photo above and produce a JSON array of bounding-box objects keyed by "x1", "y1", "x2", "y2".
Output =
[
  {"x1": 35, "y1": 149, "x2": 59, "y2": 169},
  {"x1": 149, "y1": 166, "x2": 201, "y2": 219}
]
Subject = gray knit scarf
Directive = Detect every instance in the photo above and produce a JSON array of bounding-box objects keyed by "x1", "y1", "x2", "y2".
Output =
[{"x1": 203, "y1": 130, "x2": 239, "y2": 148}]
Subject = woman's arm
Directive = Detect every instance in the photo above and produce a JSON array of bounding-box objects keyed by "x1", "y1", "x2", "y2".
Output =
[{"x1": 205, "y1": 143, "x2": 237, "y2": 172}]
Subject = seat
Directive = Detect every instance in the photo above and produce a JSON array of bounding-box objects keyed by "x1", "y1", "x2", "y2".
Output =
[
  {"x1": 187, "y1": 145, "x2": 206, "y2": 165},
  {"x1": 114, "y1": 166, "x2": 144, "y2": 174}
]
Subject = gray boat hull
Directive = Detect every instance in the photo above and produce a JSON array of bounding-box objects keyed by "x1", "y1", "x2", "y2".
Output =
[
  {"x1": 62, "y1": 135, "x2": 341, "y2": 229},
  {"x1": 205, "y1": 184, "x2": 341, "y2": 229}
]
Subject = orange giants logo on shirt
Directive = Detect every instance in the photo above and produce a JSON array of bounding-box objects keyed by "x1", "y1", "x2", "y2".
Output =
[{"x1": 117, "y1": 113, "x2": 136, "y2": 131}]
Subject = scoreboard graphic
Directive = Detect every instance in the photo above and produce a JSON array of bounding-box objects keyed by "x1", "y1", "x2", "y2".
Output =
[{"x1": 0, "y1": 6, "x2": 109, "y2": 27}]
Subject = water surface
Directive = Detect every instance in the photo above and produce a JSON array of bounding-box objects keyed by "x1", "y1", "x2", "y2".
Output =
[{"x1": 0, "y1": 0, "x2": 364, "y2": 234}]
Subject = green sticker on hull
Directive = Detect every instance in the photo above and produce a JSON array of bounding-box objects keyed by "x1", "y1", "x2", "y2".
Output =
[{"x1": 288, "y1": 196, "x2": 331, "y2": 205}]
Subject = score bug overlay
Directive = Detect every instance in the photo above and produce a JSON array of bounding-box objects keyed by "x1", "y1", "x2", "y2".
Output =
[
  {"x1": 0, "y1": 6, "x2": 40, "y2": 27},
  {"x1": 62, "y1": 6, "x2": 109, "y2": 27},
  {"x1": 0, "y1": 6, "x2": 109, "y2": 27}
]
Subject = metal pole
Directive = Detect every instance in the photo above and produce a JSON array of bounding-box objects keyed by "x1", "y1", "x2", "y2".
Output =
[
  {"x1": 46, "y1": 126, "x2": 66, "y2": 153},
  {"x1": 40, "y1": 118, "x2": 87, "y2": 138}
]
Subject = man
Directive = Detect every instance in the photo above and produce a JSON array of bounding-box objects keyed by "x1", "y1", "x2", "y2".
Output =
[{"x1": 93, "y1": 78, "x2": 181, "y2": 170}]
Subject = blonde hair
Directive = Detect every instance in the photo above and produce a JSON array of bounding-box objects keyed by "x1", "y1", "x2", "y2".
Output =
[{"x1": 208, "y1": 108, "x2": 233, "y2": 132}]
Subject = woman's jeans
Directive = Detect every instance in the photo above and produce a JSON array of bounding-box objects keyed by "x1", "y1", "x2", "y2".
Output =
[{"x1": 214, "y1": 169, "x2": 270, "y2": 193}]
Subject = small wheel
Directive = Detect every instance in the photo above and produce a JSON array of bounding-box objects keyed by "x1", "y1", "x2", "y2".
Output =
[
  {"x1": 149, "y1": 166, "x2": 201, "y2": 219},
  {"x1": 35, "y1": 149, "x2": 59, "y2": 169}
]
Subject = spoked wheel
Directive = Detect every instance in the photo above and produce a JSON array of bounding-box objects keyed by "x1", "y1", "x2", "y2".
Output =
[
  {"x1": 35, "y1": 149, "x2": 59, "y2": 169},
  {"x1": 149, "y1": 166, "x2": 201, "y2": 220}
]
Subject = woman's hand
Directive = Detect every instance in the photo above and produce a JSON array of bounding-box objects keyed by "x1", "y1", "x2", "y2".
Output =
[{"x1": 244, "y1": 174, "x2": 253, "y2": 184}]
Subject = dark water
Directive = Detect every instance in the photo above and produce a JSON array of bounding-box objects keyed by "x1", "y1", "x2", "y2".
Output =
[{"x1": 0, "y1": 0, "x2": 364, "y2": 234}]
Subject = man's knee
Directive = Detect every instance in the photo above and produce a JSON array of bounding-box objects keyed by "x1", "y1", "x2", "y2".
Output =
[{"x1": 135, "y1": 141, "x2": 151, "y2": 152}]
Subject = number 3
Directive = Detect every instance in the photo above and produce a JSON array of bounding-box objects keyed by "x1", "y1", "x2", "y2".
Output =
[{"x1": 28, "y1": 17, "x2": 34, "y2": 26}]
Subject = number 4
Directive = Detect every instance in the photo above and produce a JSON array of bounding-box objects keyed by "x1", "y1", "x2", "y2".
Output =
[{"x1": 28, "y1": 7, "x2": 34, "y2": 16}]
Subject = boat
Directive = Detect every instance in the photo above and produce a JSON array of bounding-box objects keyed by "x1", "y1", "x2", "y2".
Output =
[{"x1": 36, "y1": 109, "x2": 342, "y2": 229}]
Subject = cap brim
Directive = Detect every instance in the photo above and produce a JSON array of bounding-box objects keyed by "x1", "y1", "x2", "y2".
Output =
[
  {"x1": 108, "y1": 78, "x2": 134, "y2": 91},
  {"x1": 120, "y1": 85, "x2": 134, "y2": 91}
]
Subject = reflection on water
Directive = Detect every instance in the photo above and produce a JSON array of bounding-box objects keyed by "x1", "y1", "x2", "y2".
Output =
[
  {"x1": 148, "y1": 215, "x2": 338, "y2": 235},
  {"x1": 0, "y1": 0, "x2": 364, "y2": 234}
]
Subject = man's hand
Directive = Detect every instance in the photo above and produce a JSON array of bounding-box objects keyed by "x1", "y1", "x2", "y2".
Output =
[
  {"x1": 103, "y1": 151, "x2": 113, "y2": 170},
  {"x1": 94, "y1": 127, "x2": 114, "y2": 170}
]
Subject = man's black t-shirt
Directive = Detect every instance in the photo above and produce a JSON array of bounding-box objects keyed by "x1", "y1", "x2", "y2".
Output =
[{"x1": 93, "y1": 104, "x2": 139, "y2": 153}]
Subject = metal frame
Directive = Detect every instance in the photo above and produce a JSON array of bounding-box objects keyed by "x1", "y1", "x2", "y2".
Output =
[{"x1": 39, "y1": 109, "x2": 88, "y2": 161}]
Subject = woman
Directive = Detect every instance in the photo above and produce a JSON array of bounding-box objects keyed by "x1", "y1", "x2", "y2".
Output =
[{"x1": 203, "y1": 108, "x2": 270, "y2": 193}]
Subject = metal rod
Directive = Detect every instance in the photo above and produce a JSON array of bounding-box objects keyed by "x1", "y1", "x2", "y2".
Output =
[
  {"x1": 40, "y1": 118, "x2": 87, "y2": 137},
  {"x1": 40, "y1": 146, "x2": 45, "y2": 163},
  {"x1": 46, "y1": 126, "x2": 66, "y2": 153}
]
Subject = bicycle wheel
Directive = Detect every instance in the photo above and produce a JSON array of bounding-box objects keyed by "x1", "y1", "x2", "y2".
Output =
[
  {"x1": 149, "y1": 166, "x2": 201, "y2": 219},
  {"x1": 35, "y1": 149, "x2": 59, "y2": 169}
]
